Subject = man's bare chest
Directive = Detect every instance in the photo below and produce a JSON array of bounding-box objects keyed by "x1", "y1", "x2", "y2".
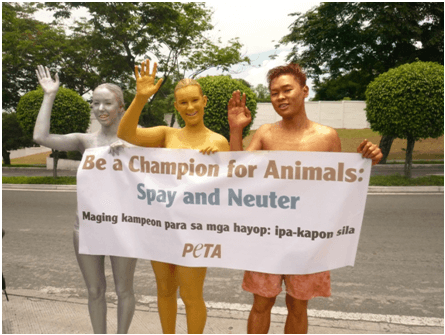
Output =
[{"x1": 261, "y1": 133, "x2": 332, "y2": 152}]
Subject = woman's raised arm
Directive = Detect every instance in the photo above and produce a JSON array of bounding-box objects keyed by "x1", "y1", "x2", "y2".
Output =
[
  {"x1": 33, "y1": 65, "x2": 84, "y2": 152},
  {"x1": 117, "y1": 60, "x2": 168, "y2": 147}
]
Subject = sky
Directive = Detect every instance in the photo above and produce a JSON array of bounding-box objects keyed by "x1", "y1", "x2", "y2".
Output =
[
  {"x1": 34, "y1": 1, "x2": 321, "y2": 97},
  {"x1": 201, "y1": 1, "x2": 320, "y2": 96}
]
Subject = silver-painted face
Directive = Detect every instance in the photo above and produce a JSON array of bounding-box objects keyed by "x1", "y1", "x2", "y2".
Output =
[{"x1": 91, "y1": 87, "x2": 122, "y2": 127}]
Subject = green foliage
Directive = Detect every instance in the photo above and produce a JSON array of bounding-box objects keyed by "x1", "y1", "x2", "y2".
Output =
[
  {"x1": 4, "y1": 174, "x2": 443, "y2": 187},
  {"x1": 366, "y1": 61, "x2": 444, "y2": 141},
  {"x1": 312, "y1": 71, "x2": 371, "y2": 100},
  {"x1": 174, "y1": 76, "x2": 257, "y2": 141},
  {"x1": 2, "y1": 112, "x2": 34, "y2": 150},
  {"x1": 280, "y1": 3, "x2": 443, "y2": 100},
  {"x1": 49, "y1": 150, "x2": 83, "y2": 161},
  {"x1": 253, "y1": 84, "x2": 271, "y2": 102},
  {"x1": 369, "y1": 174, "x2": 444, "y2": 186},
  {"x1": 44, "y1": 3, "x2": 250, "y2": 111},
  {"x1": 2, "y1": 112, "x2": 35, "y2": 164},
  {"x1": 123, "y1": 89, "x2": 168, "y2": 128},
  {"x1": 2, "y1": 176, "x2": 76, "y2": 185},
  {"x1": 2, "y1": 3, "x2": 71, "y2": 111},
  {"x1": 16, "y1": 87, "x2": 90, "y2": 137}
]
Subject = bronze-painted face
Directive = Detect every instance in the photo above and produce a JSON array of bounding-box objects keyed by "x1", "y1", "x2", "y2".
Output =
[{"x1": 270, "y1": 74, "x2": 309, "y2": 119}]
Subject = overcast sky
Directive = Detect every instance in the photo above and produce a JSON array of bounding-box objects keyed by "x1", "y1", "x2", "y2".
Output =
[
  {"x1": 202, "y1": 1, "x2": 320, "y2": 95},
  {"x1": 35, "y1": 1, "x2": 321, "y2": 96}
]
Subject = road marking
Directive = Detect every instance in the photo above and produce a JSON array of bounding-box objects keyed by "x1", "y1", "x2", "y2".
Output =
[
  {"x1": 368, "y1": 193, "x2": 444, "y2": 195},
  {"x1": 2, "y1": 188, "x2": 76, "y2": 192},
  {"x1": 203, "y1": 300, "x2": 444, "y2": 327},
  {"x1": 37, "y1": 288, "x2": 444, "y2": 327}
]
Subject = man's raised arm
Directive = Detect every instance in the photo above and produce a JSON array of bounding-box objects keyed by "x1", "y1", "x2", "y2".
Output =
[{"x1": 228, "y1": 90, "x2": 252, "y2": 151}]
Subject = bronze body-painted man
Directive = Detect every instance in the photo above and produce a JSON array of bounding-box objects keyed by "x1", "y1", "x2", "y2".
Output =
[{"x1": 228, "y1": 63, "x2": 382, "y2": 334}]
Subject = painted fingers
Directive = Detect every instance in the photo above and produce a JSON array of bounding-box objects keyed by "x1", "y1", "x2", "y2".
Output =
[
  {"x1": 134, "y1": 59, "x2": 163, "y2": 98},
  {"x1": 199, "y1": 146, "x2": 218, "y2": 155},
  {"x1": 229, "y1": 90, "x2": 247, "y2": 108},
  {"x1": 36, "y1": 65, "x2": 59, "y2": 94},
  {"x1": 228, "y1": 90, "x2": 252, "y2": 130},
  {"x1": 134, "y1": 59, "x2": 158, "y2": 79},
  {"x1": 357, "y1": 139, "x2": 383, "y2": 165}
]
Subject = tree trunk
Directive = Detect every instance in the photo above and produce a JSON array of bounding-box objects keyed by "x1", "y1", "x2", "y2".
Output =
[
  {"x1": 52, "y1": 149, "x2": 58, "y2": 179},
  {"x1": 2, "y1": 148, "x2": 11, "y2": 165},
  {"x1": 378, "y1": 134, "x2": 396, "y2": 164},
  {"x1": 170, "y1": 113, "x2": 176, "y2": 127},
  {"x1": 404, "y1": 136, "x2": 415, "y2": 178}
]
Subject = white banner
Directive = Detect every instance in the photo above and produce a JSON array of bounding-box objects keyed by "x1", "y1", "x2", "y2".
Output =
[{"x1": 77, "y1": 147, "x2": 371, "y2": 275}]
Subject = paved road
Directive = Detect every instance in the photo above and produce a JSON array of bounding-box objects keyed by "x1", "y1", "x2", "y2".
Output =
[
  {"x1": 2, "y1": 190, "x2": 443, "y2": 319},
  {"x1": 3, "y1": 164, "x2": 444, "y2": 178}
]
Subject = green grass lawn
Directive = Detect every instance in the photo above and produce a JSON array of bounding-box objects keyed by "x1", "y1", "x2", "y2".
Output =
[
  {"x1": 243, "y1": 129, "x2": 444, "y2": 161},
  {"x1": 3, "y1": 175, "x2": 443, "y2": 186},
  {"x1": 3, "y1": 129, "x2": 443, "y2": 186},
  {"x1": 2, "y1": 176, "x2": 77, "y2": 185}
]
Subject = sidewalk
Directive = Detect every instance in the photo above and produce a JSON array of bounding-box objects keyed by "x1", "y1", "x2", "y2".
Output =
[{"x1": 3, "y1": 289, "x2": 443, "y2": 334}]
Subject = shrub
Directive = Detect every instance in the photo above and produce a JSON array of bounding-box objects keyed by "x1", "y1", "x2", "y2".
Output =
[
  {"x1": 16, "y1": 87, "x2": 90, "y2": 137},
  {"x1": 49, "y1": 150, "x2": 82, "y2": 161},
  {"x1": 174, "y1": 76, "x2": 257, "y2": 141},
  {"x1": 365, "y1": 61, "x2": 444, "y2": 177}
]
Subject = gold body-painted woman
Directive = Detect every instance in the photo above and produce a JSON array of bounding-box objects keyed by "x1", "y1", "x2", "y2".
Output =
[{"x1": 118, "y1": 60, "x2": 229, "y2": 333}]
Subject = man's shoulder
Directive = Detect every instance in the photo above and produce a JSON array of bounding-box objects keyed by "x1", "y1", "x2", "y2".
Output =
[
  {"x1": 308, "y1": 121, "x2": 341, "y2": 151},
  {"x1": 255, "y1": 123, "x2": 275, "y2": 135},
  {"x1": 309, "y1": 122, "x2": 339, "y2": 138}
]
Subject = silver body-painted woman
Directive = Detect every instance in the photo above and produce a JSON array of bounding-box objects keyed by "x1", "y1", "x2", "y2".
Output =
[{"x1": 33, "y1": 65, "x2": 137, "y2": 334}]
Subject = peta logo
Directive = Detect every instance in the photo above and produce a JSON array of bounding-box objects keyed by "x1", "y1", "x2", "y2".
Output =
[{"x1": 182, "y1": 243, "x2": 221, "y2": 258}]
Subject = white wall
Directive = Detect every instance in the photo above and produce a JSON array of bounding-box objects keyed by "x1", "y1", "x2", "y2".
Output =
[
  {"x1": 252, "y1": 101, "x2": 370, "y2": 130},
  {"x1": 9, "y1": 146, "x2": 51, "y2": 159},
  {"x1": 11, "y1": 100, "x2": 367, "y2": 161},
  {"x1": 89, "y1": 101, "x2": 370, "y2": 132}
]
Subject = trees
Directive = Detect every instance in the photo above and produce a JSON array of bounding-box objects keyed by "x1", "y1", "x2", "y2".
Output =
[
  {"x1": 2, "y1": 2, "x2": 69, "y2": 112},
  {"x1": 279, "y1": 2, "x2": 443, "y2": 162},
  {"x1": 175, "y1": 76, "x2": 257, "y2": 141},
  {"x1": 2, "y1": 113, "x2": 34, "y2": 165},
  {"x1": 365, "y1": 61, "x2": 444, "y2": 178},
  {"x1": 281, "y1": 3, "x2": 443, "y2": 81},
  {"x1": 43, "y1": 2, "x2": 250, "y2": 126},
  {"x1": 16, "y1": 87, "x2": 90, "y2": 177},
  {"x1": 253, "y1": 84, "x2": 271, "y2": 102},
  {"x1": 3, "y1": 2, "x2": 250, "y2": 159}
]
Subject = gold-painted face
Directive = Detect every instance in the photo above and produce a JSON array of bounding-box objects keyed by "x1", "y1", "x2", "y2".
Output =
[
  {"x1": 174, "y1": 85, "x2": 207, "y2": 126},
  {"x1": 270, "y1": 74, "x2": 308, "y2": 119}
]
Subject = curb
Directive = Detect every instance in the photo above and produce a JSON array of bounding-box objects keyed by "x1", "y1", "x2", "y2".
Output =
[
  {"x1": 368, "y1": 186, "x2": 444, "y2": 193},
  {"x1": 2, "y1": 184, "x2": 77, "y2": 191},
  {"x1": 3, "y1": 289, "x2": 443, "y2": 334},
  {"x1": 2, "y1": 184, "x2": 443, "y2": 193}
]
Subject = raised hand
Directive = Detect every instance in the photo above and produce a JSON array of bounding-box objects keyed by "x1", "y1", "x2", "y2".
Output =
[
  {"x1": 228, "y1": 90, "x2": 252, "y2": 130},
  {"x1": 357, "y1": 139, "x2": 383, "y2": 165},
  {"x1": 135, "y1": 59, "x2": 163, "y2": 100},
  {"x1": 36, "y1": 65, "x2": 59, "y2": 95}
]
